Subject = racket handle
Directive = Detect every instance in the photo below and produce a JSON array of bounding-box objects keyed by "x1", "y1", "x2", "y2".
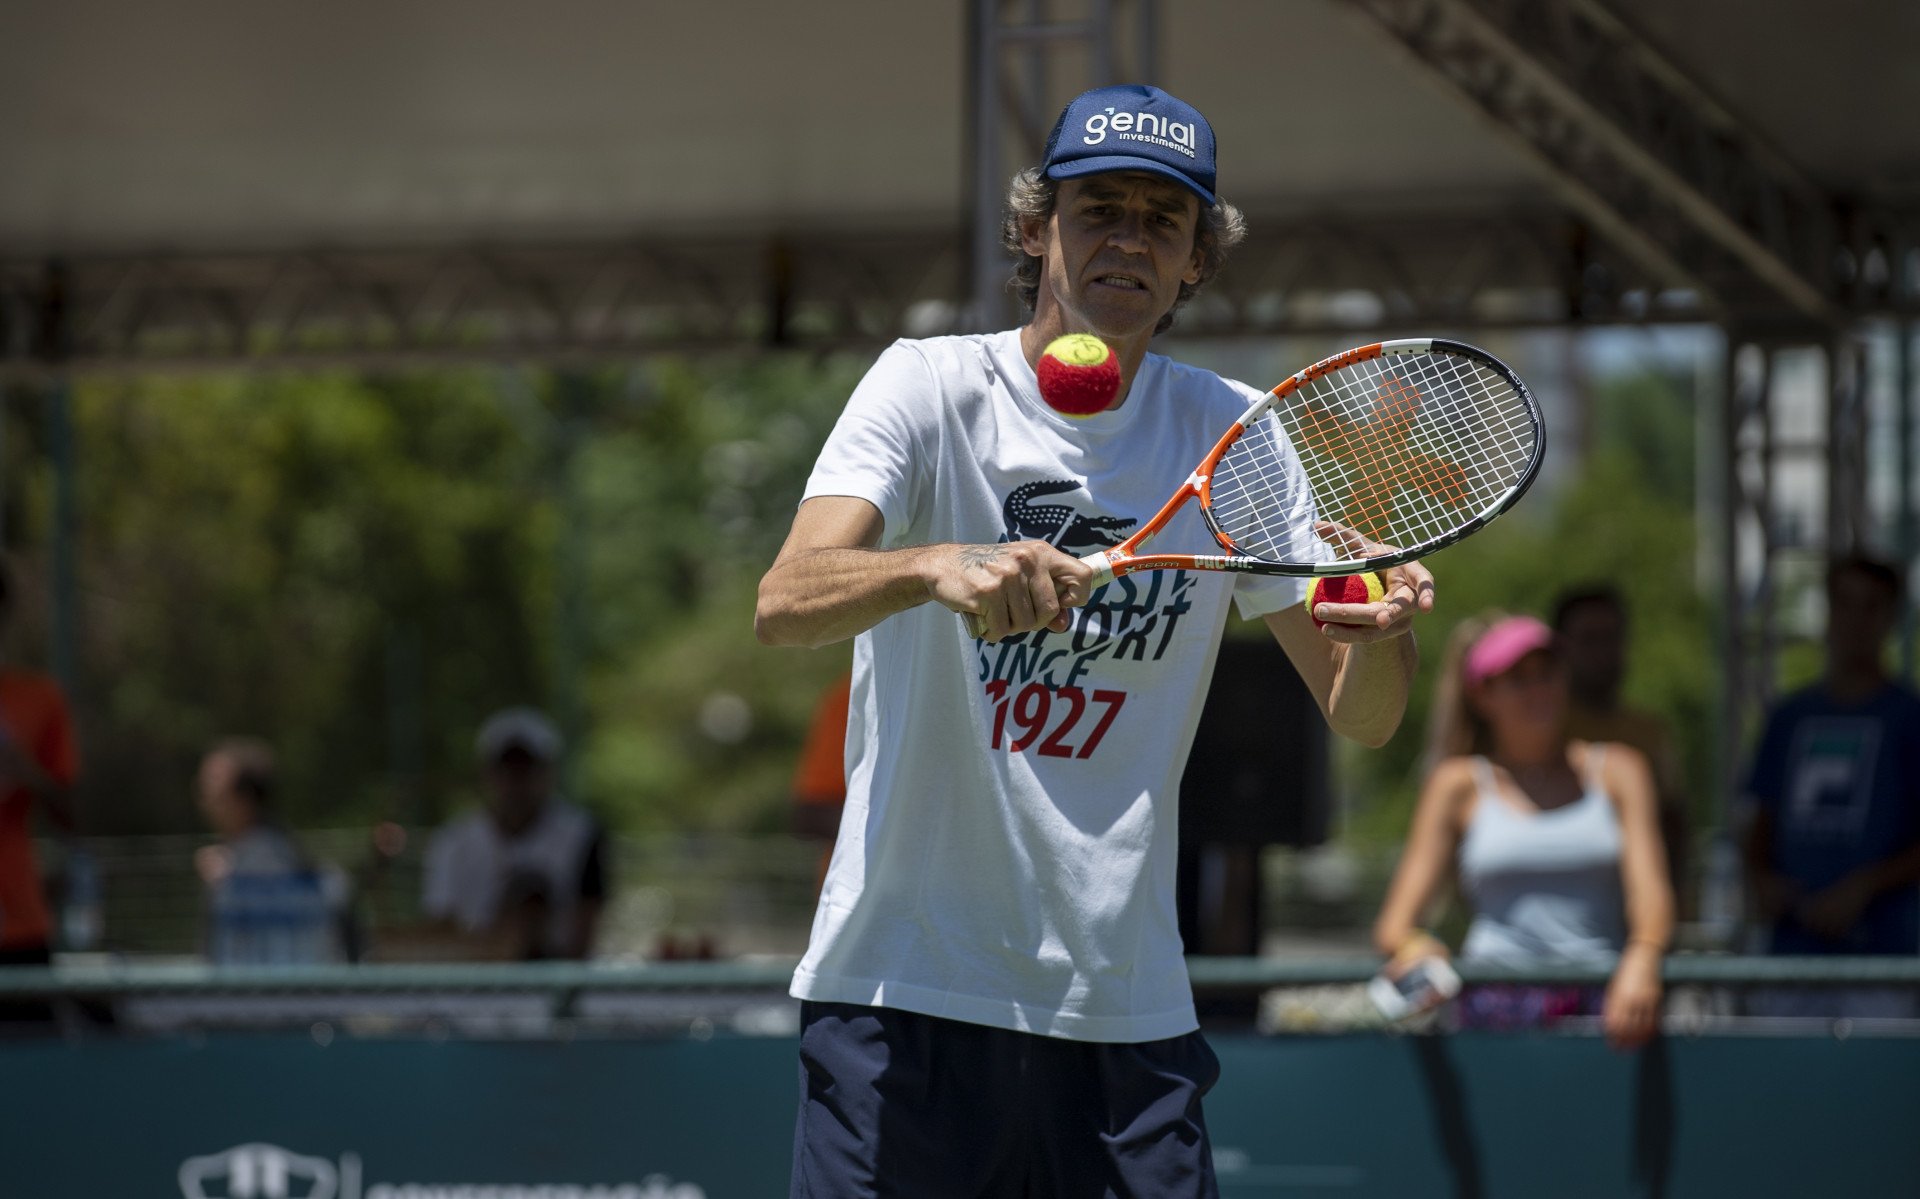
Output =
[
  {"x1": 1079, "y1": 550, "x2": 1117, "y2": 591},
  {"x1": 959, "y1": 552, "x2": 1115, "y2": 640}
]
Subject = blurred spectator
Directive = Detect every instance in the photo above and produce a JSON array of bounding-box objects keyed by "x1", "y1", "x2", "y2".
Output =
[
  {"x1": 1376, "y1": 614, "x2": 1673, "y2": 1049},
  {"x1": 0, "y1": 563, "x2": 81, "y2": 1028},
  {"x1": 790, "y1": 671, "x2": 852, "y2": 898},
  {"x1": 1553, "y1": 585, "x2": 1691, "y2": 912},
  {"x1": 1742, "y1": 556, "x2": 1920, "y2": 1017},
  {"x1": 421, "y1": 708, "x2": 608, "y2": 960},
  {"x1": 195, "y1": 738, "x2": 349, "y2": 965}
]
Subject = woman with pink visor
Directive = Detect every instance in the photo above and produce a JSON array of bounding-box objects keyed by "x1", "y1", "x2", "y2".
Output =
[{"x1": 1372, "y1": 613, "x2": 1674, "y2": 1047}]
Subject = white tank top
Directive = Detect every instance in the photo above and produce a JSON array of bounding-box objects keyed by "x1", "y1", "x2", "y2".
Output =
[{"x1": 1456, "y1": 747, "x2": 1626, "y2": 965}]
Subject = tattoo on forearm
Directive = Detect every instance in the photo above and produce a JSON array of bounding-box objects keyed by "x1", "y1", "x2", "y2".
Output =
[{"x1": 956, "y1": 545, "x2": 1009, "y2": 570}]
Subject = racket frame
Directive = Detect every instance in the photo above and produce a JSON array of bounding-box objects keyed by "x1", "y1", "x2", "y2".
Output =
[{"x1": 1078, "y1": 337, "x2": 1543, "y2": 588}]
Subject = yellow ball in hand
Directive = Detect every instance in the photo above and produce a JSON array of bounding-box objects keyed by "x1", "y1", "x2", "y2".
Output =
[{"x1": 1307, "y1": 572, "x2": 1385, "y2": 629}]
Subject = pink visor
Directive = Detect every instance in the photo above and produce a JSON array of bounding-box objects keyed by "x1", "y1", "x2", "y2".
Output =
[{"x1": 1463, "y1": 616, "x2": 1556, "y2": 688}]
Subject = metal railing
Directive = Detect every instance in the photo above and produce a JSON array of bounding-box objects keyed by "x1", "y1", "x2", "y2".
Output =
[{"x1": 3, "y1": 955, "x2": 1917, "y2": 1041}]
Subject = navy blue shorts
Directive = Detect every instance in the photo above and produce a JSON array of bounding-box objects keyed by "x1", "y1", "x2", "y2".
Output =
[{"x1": 790, "y1": 1000, "x2": 1221, "y2": 1198}]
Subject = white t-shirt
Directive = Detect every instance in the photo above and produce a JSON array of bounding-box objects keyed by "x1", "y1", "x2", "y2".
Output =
[
  {"x1": 790, "y1": 329, "x2": 1325, "y2": 1042},
  {"x1": 422, "y1": 798, "x2": 603, "y2": 957}
]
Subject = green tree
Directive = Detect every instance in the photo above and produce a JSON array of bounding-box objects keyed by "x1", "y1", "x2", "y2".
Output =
[{"x1": 3, "y1": 355, "x2": 866, "y2": 838}]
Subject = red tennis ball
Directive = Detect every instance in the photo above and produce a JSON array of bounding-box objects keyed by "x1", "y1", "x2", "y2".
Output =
[
  {"x1": 1308, "y1": 573, "x2": 1386, "y2": 629},
  {"x1": 1036, "y1": 334, "x2": 1121, "y2": 417}
]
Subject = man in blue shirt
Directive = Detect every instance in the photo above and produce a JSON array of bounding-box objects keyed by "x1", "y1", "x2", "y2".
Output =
[{"x1": 1744, "y1": 556, "x2": 1920, "y2": 969}]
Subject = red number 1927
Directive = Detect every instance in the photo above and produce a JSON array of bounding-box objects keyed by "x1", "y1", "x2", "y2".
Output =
[{"x1": 983, "y1": 683, "x2": 1127, "y2": 759}]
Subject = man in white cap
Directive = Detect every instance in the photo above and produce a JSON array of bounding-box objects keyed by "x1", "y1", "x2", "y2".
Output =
[{"x1": 420, "y1": 707, "x2": 608, "y2": 959}]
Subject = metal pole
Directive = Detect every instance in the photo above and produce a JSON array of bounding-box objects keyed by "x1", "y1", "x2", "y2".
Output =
[
  {"x1": 37, "y1": 261, "x2": 78, "y2": 698},
  {"x1": 1092, "y1": 0, "x2": 1116, "y2": 81},
  {"x1": 43, "y1": 377, "x2": 77, "y2": 696},
  {"x1": 966, "y1": 0, "x2": 1159, "y2": 334},
  {"x1": 968, "y1": 0, "x2": 1010, "y2": 333},
  {"x1": 384, "y1": 624, "x2": 426, "y2": 828},
  {"x1": 0, "y1": 380, "x2": 9, "y2": 549},
  {"x1": 1022, "y1": 0, "x2": 1051, "y2": 144},
  {"x1": 1825, "y1": 335, "x2": 1868, "y2": 555},
  {"x1": 1898, "y1": 319, "x2": 1915, "y2": 682},
  {"x1": 552, "y1": 370, "x2": 592, "y2": 803},
  {"x1": 1136, "y1": 0, "x2": 1158, "y2": 80},
  {"x1": 1715, "y1": 333, "x2": 1743, "y2": 830},
  {"x1": 1754, "y1": 344, "x2": 1776, "y2": 711}
]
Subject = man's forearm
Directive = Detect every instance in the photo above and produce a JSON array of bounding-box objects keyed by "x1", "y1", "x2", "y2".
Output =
[
  {"x1": 756, "y1": 544, "x2": 944, "y2": 649},
  {"x1": 1324, "y1": 632, "x2": 1417, "y2": 748}
]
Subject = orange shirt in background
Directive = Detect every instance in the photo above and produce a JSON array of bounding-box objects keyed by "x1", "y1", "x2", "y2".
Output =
[
  {"x1": 793, "y1": 673, "x2": 851, "y2": 893},
  {"x1": 0, "y1": 672, "x2": 80, "y2": 950},
  {"x1": 793, "y1": 674, "x2": 853, "y2": 811}
]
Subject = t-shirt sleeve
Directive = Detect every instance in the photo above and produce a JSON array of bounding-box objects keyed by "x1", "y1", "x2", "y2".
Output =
[{"x1": 801, "y1": 340, "x2": 936, "y2": 543}]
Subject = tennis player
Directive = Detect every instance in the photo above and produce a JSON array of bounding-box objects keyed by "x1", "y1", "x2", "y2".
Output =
[{"x1": 757, "y1": 83, "x2": 1433, "y2": 1197}]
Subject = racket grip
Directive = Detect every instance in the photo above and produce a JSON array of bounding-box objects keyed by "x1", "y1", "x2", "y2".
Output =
[
  {"x1": 960, "y1": 552, "x2": 1114, "y2": 640},
  {"x1": 1079, "y1": 550, "x2": 1117, "y2": 591}
]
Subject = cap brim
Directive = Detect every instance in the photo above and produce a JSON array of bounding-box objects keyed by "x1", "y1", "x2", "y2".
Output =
[{"x1": 1045, "y1": 156, "x2": 1216, "y2": 206}]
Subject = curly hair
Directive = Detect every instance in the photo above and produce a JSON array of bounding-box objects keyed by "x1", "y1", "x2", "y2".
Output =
[{"x1": 999, "y1": 167, "x2": 1247, "y2": 335}]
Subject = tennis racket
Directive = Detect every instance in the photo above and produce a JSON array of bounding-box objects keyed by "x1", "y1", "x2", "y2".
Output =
[{"x1": 965, "y1": 338, "x2": 1542, "y2": 635}]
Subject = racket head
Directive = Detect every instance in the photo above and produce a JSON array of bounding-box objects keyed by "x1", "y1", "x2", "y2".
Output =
[{"x1": 1198, "y1": 338, "x2": 1543, "y2": 575}]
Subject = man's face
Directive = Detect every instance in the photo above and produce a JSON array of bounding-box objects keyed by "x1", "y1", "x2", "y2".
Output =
[
  {"x1": 485, "y1": 747, "x2": 553, "y2": 835},
  {"x1": 195, "y1": 754, "x2": 253, "y2": 838},
  {"x1": 1826, "y1": 568, "x2": 1897, "y2": 672},
  {"x1": 1022, "y1": 173, "x2": 1203, "y2": 342},
  {"x1": 1558, "y1": 602, "x2": 1625, "y2": 706}
]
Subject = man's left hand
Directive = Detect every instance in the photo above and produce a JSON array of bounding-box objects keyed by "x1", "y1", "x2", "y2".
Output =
[{"x1": 1309, "y1": 522, "x2": 1435, "y2": 644}]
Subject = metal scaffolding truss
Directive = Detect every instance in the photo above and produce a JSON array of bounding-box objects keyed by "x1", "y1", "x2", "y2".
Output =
[
  {"x1": 0, "y1": 233, "x2": 971, "y2": 373},
  {"x1": 4, "y1": 0, "x2": 1912, "y2": 374},
  {"x1": 0, "y1": 209, "x2": 1712, "y2": 375},
  {"x1": 1344, "y1": 0, "x2": 1913, "y2": 329},
  {"x1": 1180, "y1": 208, "x2": 1709, "y2": 335}
]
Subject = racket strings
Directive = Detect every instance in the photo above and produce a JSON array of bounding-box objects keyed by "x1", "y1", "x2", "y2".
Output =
[
  {"x1": 1208, "y1": 416, "x2": 1320, "y2": 561},
  {"x1": 1286, "y1": 353, "x2": 1531, "y2": 549},
  {"x1": 1212, "y1": 351, "x2": 1535, "y2": 562}
]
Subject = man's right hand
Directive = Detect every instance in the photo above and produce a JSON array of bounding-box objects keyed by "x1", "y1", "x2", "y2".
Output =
[{"x1": 932, "y1": 540, "x2": 1096, "y2": 643}]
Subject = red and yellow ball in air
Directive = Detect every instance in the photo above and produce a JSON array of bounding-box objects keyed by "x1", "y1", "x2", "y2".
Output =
[
  {"x1": 1036, "y1": 334, "x2": 1121, "y2": 417},
  {"x1": 1307, "y1": 572, "x2": 1386, "y2": 629}
]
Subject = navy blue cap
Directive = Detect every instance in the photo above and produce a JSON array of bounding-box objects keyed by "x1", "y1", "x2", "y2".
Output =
[{"x1": 1042, "y1": 84, "x2": 1217, "y2": 205}]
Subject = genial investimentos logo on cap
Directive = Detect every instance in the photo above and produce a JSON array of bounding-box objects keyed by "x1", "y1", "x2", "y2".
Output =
[
  {"x1": 1081, "y1": 106, "x2": 1199, "y2": 159},
  {"x1": 176, "y1": 1143, "x2": 707, "y2": 1199}
]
